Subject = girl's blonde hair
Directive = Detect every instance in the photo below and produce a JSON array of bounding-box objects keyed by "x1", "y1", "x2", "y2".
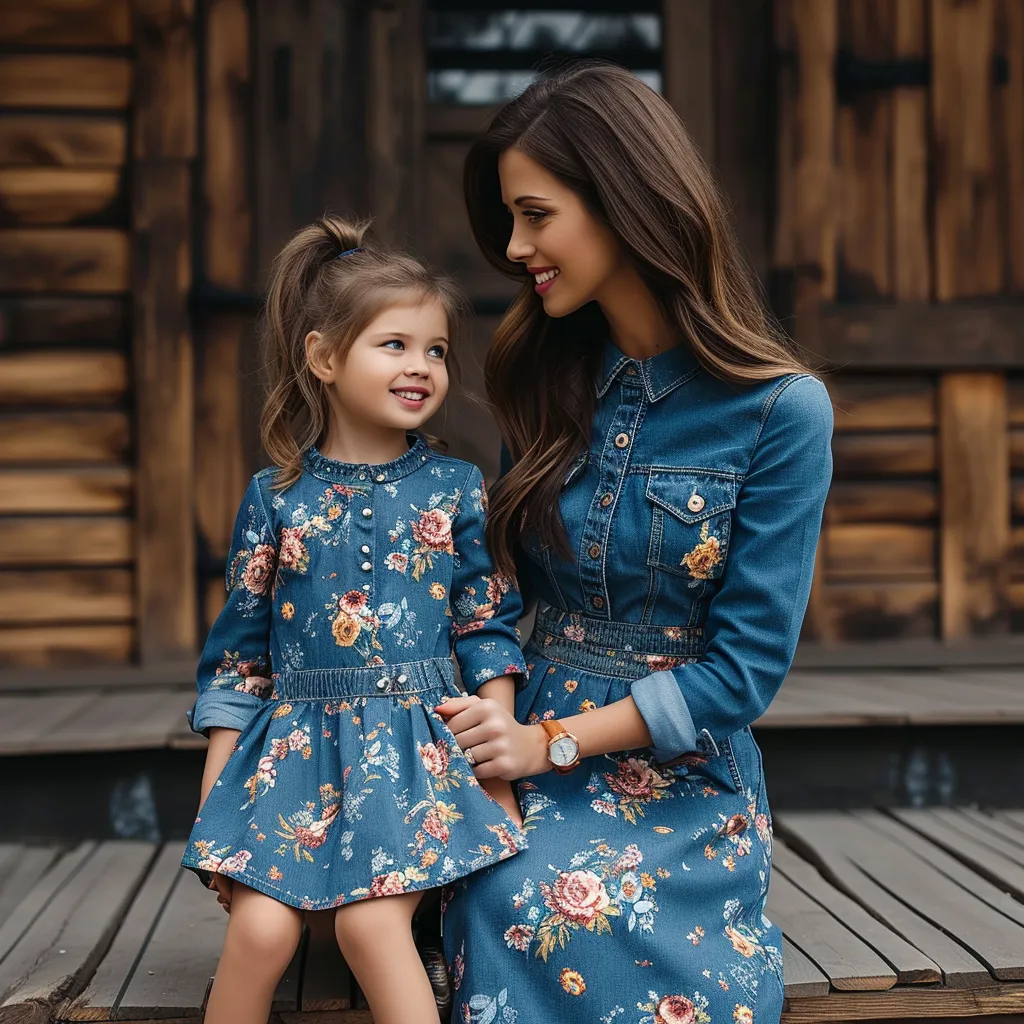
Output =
[{"x1": 260, "y1": 216, "x2": 471, "y2": 487}]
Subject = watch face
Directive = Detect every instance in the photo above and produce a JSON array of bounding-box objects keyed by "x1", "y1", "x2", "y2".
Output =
[{"x1": 549, "y1": 735, "x2": 578, "y2": 767}]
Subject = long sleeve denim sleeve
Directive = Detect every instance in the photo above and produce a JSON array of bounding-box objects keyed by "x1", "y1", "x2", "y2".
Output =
[
  {"x1": 630, "y1": 375, "x2": 833, "y2": 760},
  {"x1": 450, "y1": 465, "x2": 528, "y2": 693},
  {"x1": 188, "y1": 474, "x2": 275, "y2": 736}
]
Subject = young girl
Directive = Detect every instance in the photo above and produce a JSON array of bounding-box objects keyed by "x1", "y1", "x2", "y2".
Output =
[{"x1": 181, "y1": 216, "x2": 527, "y2": 1024}]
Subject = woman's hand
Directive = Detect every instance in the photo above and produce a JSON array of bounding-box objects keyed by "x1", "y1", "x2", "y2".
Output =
[{"x1": 435, "y1": 695, "x2": 550, "y2": 781}]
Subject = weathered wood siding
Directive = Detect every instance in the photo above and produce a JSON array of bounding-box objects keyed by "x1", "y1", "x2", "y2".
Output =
[{"x1": 773, "y1": 0, "x2": 1024, "y2": 641}]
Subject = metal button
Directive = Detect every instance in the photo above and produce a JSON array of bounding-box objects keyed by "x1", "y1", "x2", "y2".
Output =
[
  {"x1": 687, "y1": 493, "x2": 706, "y2": 513},
  {"x1": 362, "y1": 507, "x2": 373, "y2": 518},
  {"x1": 375, "y1": 473, "x2": 386, "y2": 482},
  {"x1": 358, "y1": 473, "x2": 366, "y2": 480},
  {"x1": 362, "y1": 584, "x2": 371, "y2": 591},
  {"x1": 626, "y1": 365, "x2": 637, "y2": 376},
  {"x1": 614, "y1": 432, "x2": 629, "y2": 448},
  {"x1": 600, "y1": 493, "x2": 613, "y2": 508},
  {"x1": 588, "y1": 543, "x2": 601, "y2": 559},
  {"x1": 397, "y1": 673, "x2": 408, "y2": 684},
  {"x1": 591, "y1": 596, "x2": 605, "y2": 609},
  {"x1": 375, "y1": 676, "x2": 389, "y2": 691},
  {"x1": 361, "y1": 545, "x2": 370, "y2": 554},
  {"x1": 361, "y1": 561, "x2": 372, "y2": 571}
]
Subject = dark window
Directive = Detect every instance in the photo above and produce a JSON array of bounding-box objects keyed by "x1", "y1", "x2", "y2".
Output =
[{"x1": 427, "y1": 2, "x2": 662, "y2": 105}]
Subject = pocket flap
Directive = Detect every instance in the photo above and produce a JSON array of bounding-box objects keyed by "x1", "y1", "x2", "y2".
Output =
[{"x1": 645, "y1": 470, "x2": 738, "y2": 524}]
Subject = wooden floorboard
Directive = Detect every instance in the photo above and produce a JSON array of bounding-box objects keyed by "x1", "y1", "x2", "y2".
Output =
[
  {"x1": 0, "y1": 842, "x2": 154, "y2": 1014},
  {"x1": 0, "y1": 820, "x2": 1023, "y2": 1022},
  {"x1": 63, "y1": 845, "x2": 184, "y2": 1021},
  {"x1": 772, "y1": 838, "x2": 941, "y2": 985},
  {"x1": 114, "y1": 865, "x2": 226, "y2": 1019}
]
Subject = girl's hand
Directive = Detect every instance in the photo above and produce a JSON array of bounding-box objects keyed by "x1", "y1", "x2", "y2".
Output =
[
  {"x1": 208, "y1": 872, "x2": 233, "y2": 913},
  {"x1": 435, "y1": 695, "x2": 550, "y2": 781}
]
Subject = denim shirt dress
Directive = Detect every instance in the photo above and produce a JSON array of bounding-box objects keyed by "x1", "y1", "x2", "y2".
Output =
[
  {"x1": 181, "y1": 438, "x2": 528, "y2": 911},
  {"x1": 442, "y1": 341, "x2": 833, "y2": 1024}
]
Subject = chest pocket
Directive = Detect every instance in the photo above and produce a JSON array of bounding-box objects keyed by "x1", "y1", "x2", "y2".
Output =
[{"x1": 645, "y1": 470, "x2": 738, "y2": 584}]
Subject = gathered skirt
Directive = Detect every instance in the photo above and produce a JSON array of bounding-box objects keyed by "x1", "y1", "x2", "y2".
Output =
[
  {"x1": 441, "y1": 609, "x2": 785, "y2": 1024},
  {"x1": 181, "y1": 657, "x2": 526, "y2": 911}
]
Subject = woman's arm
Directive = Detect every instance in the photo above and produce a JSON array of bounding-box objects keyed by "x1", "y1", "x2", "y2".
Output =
[{"x1": 439, "y1": 375, "x2": 833, "y2": 776}]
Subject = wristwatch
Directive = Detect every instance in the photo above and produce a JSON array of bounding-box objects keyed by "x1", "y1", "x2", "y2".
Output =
[{"x1": 540, "y1": 719, "x2": 581, "y2": 774}]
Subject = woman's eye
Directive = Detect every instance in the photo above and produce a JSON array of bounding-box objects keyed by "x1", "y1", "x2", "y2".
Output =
[
  {"x1": 383, "y1": 339, "x2": 404, "y2": 350},
  {"x1": 524, "y1": 209, "x2": 547, "y2": 224}
]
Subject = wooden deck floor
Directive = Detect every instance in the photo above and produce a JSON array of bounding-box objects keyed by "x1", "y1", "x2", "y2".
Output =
[
  {"x1": 0, "y1": 667, "x2": 1022, "y2": 756},
  {"x1": 0, "y1": 810, "x2": 1022, "y2": 1023}
]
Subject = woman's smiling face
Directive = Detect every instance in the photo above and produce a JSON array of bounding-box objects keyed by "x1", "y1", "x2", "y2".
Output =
[{"x1": 498, "y1": 147, "x2": 626, "y2": 318}]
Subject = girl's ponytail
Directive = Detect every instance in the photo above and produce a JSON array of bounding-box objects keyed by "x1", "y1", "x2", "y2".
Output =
[{"x1": 258, "y1": 216, "x2": 469, "y2": 488}]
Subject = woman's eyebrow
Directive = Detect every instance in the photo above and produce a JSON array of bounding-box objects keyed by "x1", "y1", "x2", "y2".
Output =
[{"x1": 513, "y1": 195, "x2": 551, "y2": 205}]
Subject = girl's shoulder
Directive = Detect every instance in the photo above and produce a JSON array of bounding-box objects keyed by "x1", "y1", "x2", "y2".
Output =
[{"x1": 418, "y1": 449, "x2": 485, "y2": 490}]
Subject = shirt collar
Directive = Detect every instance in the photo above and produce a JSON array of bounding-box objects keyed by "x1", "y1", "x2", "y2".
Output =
[
  {"x1": 302, "y1": 434, "x2": 430, "y2": 484},
  {"x1": 597, "y1": 339, "x2": 701, "y2": 402}
]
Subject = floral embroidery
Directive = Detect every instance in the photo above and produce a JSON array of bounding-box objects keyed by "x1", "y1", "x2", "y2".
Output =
[
  {"x1": 589, "y1": 756, "x2": 675, "y2": 824},
  {"x1": 559, "y1": 968, "x2": 586, "y2": 995},
  {"x1": 638, "y1": 991, "x2": 710, "y2": 1024},
  {"x1": 274, "y1": 794, "x2": 339, "y2": 863},
  {"x1": 681, "y1": 521, "x2": 723, "y2": 579}
]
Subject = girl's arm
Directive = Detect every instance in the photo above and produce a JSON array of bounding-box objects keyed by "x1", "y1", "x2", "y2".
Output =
[
  {"x1": 200, "y1": 727, "x2": 242, "y2": 808},
  {"x1": 448, "y1": 465, "x2": 528, "y2": 694},
  {"x1": 189, "y1": 474, "x2": 276, "y2": 738}
]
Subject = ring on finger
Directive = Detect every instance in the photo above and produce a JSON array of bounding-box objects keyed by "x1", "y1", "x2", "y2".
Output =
[{"x1": 464, "y1": 746, "x2": 477, "y2": 766}]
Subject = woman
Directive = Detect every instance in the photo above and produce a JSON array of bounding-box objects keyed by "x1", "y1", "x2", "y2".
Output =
[{"x1": 436, "y1": 63, "x2": 832, "y2": 1024}]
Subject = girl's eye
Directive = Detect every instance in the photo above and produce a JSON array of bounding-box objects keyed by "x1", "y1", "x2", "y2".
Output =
[
  {"x1": 428, "y1": 345, "x2": 447, "y2": 359},
  {"x1": 383, "y1": 339, "x2": 404, "y2": 350}
]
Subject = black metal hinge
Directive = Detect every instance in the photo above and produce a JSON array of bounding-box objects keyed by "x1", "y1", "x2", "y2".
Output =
[{"x1": 835, "y1": 51, "x2": 1009, "y2": 102}]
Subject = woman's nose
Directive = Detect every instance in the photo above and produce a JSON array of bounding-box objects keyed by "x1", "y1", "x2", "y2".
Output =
[{"x1": 506, "y1": 228, "x2": 534, "y2": 264}]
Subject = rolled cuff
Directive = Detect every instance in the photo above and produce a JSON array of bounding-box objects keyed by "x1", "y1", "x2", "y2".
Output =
[
  {"x1": 457, "y1": 638, "x2": 527, "y2": 695},
  {"x1": 188, "y1": 688, "x2": 266, "y2": 737},
  {"x1": 631, "y1": 670, "x2": 698, "y2": 762}
]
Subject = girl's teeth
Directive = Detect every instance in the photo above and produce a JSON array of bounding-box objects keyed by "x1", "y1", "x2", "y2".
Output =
[
  {"x1": 395, "y1": 391, "x2": 424, "y2": 400},
  {"x1": 534, "y1": 269, "x2": 560, "y2": 284}
]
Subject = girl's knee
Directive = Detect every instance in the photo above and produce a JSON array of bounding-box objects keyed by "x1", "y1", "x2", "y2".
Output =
[
  {"x1": 226, "y1": 887, "x2": 303, "y2": 964},
  {"x1": 333, "y1": 892, "x2": 420, "y2": 948}
]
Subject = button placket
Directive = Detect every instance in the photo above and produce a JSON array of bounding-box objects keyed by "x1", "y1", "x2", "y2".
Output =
[{"x1": 578, "y1": 379, "x2": 643, "y2": 616}]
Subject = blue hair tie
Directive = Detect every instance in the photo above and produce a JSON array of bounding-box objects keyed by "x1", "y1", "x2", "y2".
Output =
[{"x1": 336, "y1": 247, "x2": 364, "y2": 259}]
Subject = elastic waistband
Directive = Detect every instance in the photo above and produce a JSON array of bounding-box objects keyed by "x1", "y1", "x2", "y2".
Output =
[
  {"x1": 530, "y1": 605, "x2": 703, "y2": 679},
  {"x1": 274, "y1": 657, "x2": 454, "y2": 700}
]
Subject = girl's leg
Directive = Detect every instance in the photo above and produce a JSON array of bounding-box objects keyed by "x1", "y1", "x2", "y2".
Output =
[
  {"x1": 205, "y1": 882, "x2": 303, "y2": 1024},
  {"x1": 333, "y1": 891, "x2": 439, "y2": 1024}
]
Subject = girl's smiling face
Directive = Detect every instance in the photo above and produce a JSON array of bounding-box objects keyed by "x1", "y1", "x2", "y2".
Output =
[
  {"x1": 499, "y1": 147, "x2": 626, "y2": 318},
  {"x1": 307, "y1": 292, "x2": 450, "y2": 435}
]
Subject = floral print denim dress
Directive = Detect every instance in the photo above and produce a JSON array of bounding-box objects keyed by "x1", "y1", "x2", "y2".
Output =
[
  {"x1": 181, "y1": 437, "x2": 528, "y2": 910},
  {"x1": 442, "y1": 342, "x2": 833, "y2": 1024}
]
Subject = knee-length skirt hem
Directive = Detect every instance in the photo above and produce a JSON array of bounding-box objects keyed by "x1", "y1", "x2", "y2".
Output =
[{"x1": 182, "y1": 666, "x2": 527, "y2": 911}]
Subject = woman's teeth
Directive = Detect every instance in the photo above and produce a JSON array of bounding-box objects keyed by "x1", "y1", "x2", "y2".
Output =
[{"x1": 534, "y1": 268, "x2": 560, "y2": 284}]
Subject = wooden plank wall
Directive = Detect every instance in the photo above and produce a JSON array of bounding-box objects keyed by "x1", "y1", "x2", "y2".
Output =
[
  {"x1": 0, "y1": 0, "x2": 203, "y2": 667},
  {"x1": 775, "y1": 0, "x2": 1024, "y2": 642},
  {"x1": 0, "y1": 0, "x2": 135, "y2": 666}
]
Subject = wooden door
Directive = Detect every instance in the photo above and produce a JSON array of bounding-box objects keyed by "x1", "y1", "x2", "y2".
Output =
[{"x1": 774, "y1": 0, "x2": 1024, "y2": 644}]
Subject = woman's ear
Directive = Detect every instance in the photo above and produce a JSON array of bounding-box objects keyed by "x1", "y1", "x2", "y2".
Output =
[{"x1": 305, "y1": 330, "x2": 334, "y2": 383}]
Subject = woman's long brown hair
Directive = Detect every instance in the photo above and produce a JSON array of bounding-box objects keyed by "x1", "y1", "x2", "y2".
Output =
[{"x1": 464, "y1": 62, "x2": 813, "y2": 577}]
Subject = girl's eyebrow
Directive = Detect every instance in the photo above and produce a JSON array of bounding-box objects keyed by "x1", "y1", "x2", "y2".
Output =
[{"x1": 370, "y1": 330, "x2": 448, "y2": 343}]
